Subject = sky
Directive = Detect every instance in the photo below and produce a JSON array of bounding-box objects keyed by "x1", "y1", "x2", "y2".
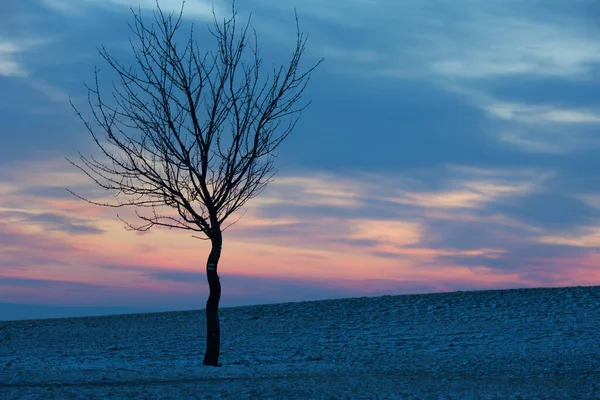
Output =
[{"x1": 1, "y1": 0, "x2": 600, "y2": 320}]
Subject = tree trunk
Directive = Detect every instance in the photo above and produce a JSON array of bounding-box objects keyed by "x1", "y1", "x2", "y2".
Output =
[{"x1": 202, "y1": 228, "x2": 222, "y2": 367}]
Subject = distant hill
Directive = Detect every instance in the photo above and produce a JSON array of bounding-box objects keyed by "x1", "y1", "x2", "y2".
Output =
[{"x1": 0, "y1": 303, "x2": 152, "y2": 321}]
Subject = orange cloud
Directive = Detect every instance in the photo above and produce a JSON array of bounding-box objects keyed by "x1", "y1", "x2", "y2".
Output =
[
  {"x1": 538, "y1": 227, "x2": 600, "y2": 248},
  {"x1": 384, "y1": 178, "x2": 539, "y2": 209}
]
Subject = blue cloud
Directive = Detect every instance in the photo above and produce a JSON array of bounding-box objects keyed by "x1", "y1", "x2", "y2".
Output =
[
  {"x1": 436, "y1": 243, "x2": 590, "y2": 270},
  {"x1": 0, "y1": 277, "x2": 102, "y2": 289},
  {"x1": 143, "y1": 270, "x2": 203, "y2": 283},
  {"x1": 0, "y1": 211, "x2": 103, "y2": 234},
  {"x1": 492, "y1": 193, "x2": 600, "y2": 231}
]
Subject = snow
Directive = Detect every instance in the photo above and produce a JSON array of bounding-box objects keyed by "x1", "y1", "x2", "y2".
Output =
[{"x1": 1, "y1": 286, "x2": 599, "y2": 399}]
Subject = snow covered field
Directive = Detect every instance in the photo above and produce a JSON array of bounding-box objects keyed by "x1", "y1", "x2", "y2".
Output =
[{"x1": 1, "y1": 286, "x2": 599, "y2": 399}]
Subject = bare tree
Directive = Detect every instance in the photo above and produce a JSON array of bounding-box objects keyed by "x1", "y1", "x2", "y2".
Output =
[{"x1": 67, "y1": 1, "x2": 322, "y2": 367}]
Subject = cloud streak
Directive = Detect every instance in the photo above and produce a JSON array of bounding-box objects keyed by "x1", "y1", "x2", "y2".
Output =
[
  {"x1": 0, "y1": 38, "x2": 43, "y2": 77},
  {"x1": 300, "y1": 1, "x2": 600, "y2": 80},
  {"x1": 40, "y1": 0, "x2": 225, "y2": 20},
  {"x1": 485, "y1": 103, "x2": 600, "y2": 125}
]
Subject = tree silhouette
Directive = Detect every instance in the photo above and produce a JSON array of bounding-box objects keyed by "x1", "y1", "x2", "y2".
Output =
[{"x1": 67, "y1": 1, "x2": 322, "y2": 366}]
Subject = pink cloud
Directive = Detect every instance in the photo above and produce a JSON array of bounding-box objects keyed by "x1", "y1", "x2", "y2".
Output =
[{"x1": 1, "y1": 161, "x2": 599, "y2": 309}]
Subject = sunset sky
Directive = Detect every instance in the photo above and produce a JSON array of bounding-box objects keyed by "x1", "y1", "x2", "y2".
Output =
[{"x1": 1, "y1": 0, "x2": 600, "y2": 320}]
